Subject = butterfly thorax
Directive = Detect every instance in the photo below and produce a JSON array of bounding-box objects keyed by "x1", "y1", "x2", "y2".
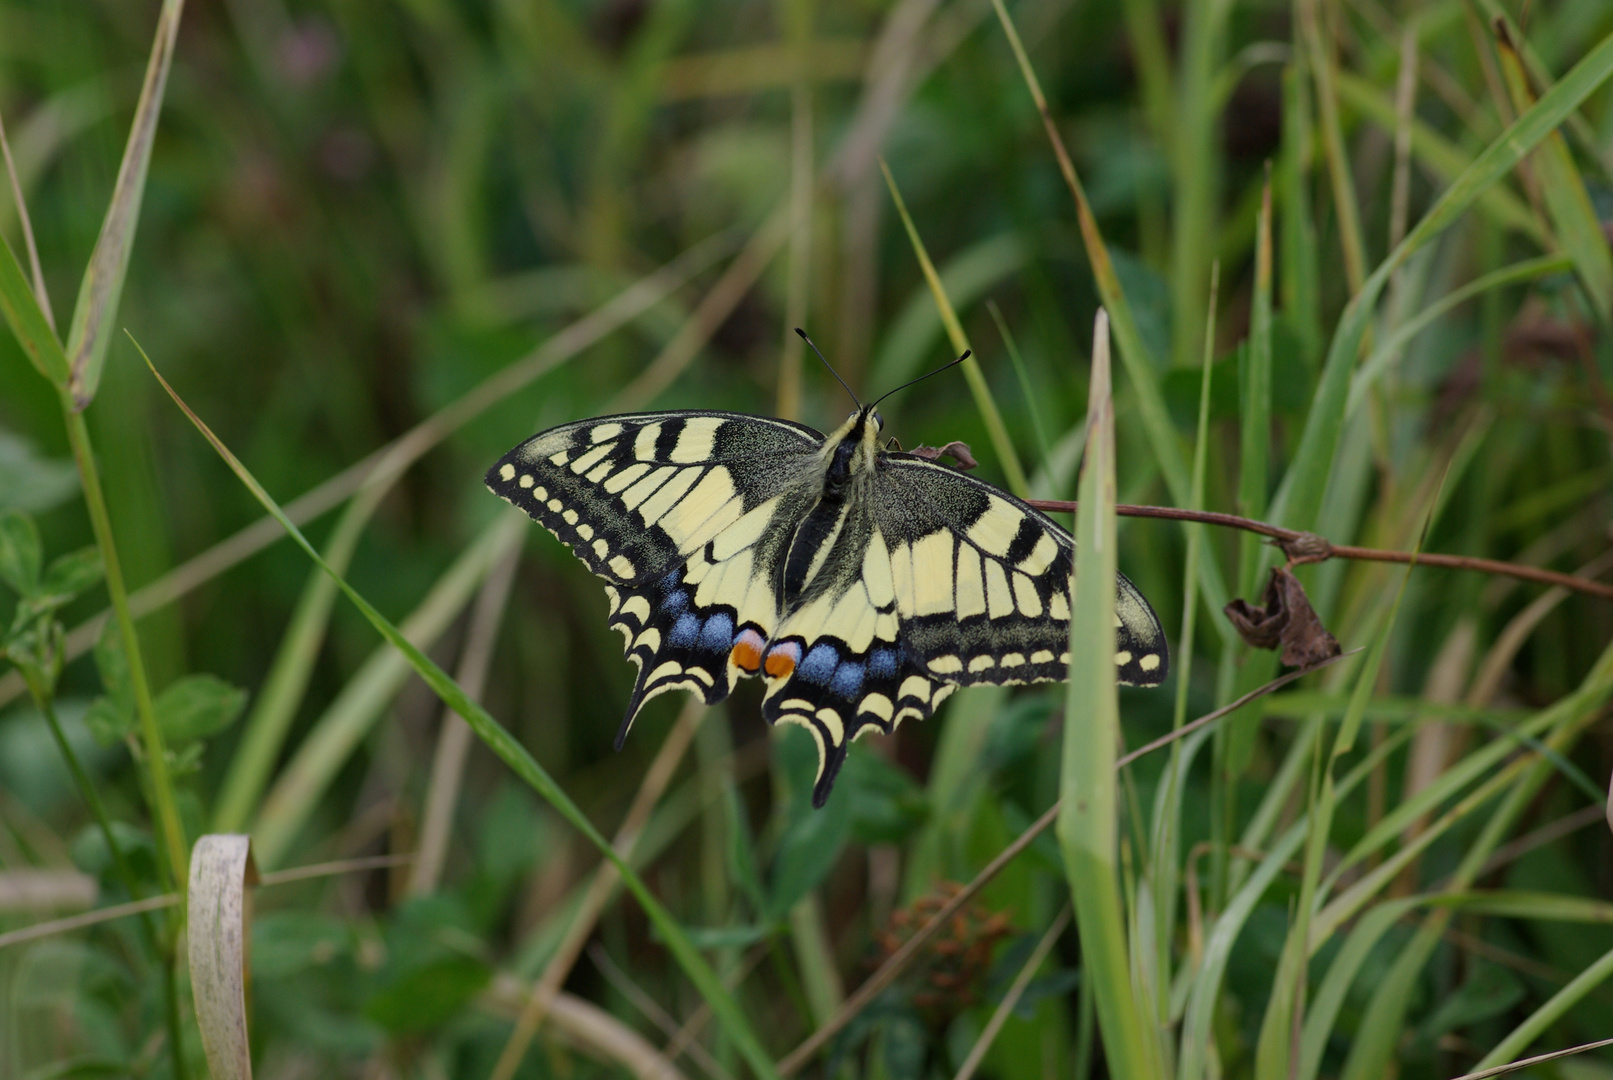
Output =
[{"x1": 777, "y1": 408, "x2": 882, "y2": 612}]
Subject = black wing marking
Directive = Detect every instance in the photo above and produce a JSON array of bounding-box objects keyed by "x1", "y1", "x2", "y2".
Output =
[{"x1": 487, "y1": 411, "x2": 824, "y2": 739}]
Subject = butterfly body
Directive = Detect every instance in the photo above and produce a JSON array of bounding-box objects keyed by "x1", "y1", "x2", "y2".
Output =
[{"x1": 488, "y1": 405, "x2": 1167, "y2": 806}]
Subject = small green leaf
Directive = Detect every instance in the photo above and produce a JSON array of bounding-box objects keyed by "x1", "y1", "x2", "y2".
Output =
[
  {"x1": 37, "y1": 548, "x2": 104, "y2": 609},
  {"x1": 0, "y1": 509, "x2": 42, "y2": 595},
  {"x1": 84, "y1": 695, "x2": 135, "y2": 747},
  {"x1": 251, "y1": 913, "x2": 353, "y2": 980},
  {"x1": 155, "y1": 674, "x2": 248, "y2": 744},
  {"x1": 93, "y1": 617, "x2": 132, "y2": 713},
  {"x1": 0, "y1": 428, "x2": 78, "y2": 513}
]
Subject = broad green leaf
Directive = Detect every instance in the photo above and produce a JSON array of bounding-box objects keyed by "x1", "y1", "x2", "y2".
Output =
[
  {"x1": 154, "y1": 674, "x2": 247, "y2": 744},
  {"x1": 364, "y1": 956, "x2": 492, "y2": 1034},
  {"x1": 0, "y1": 509, "x2": 41, "y2": 595}
]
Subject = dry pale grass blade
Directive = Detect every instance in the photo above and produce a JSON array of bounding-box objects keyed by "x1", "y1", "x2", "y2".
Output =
[
  {"x1": 1469, "y1": 550, "x2": 1613, "y2": 707},
  {"x1": 0, "y1": 870, "x2": 97, "y2": 912},
  {"x1": 250, "y1": 514, "x2": 525, "y2": 868},
  {"x1": 0, "y1": 231, "x2": 735, "y2": 714},
  {"x1": 952, "y1": 906, "x2": 1071, "y2": 1080},
  {"x1": 410, "y1": 544, "x2": 522, "y2": 896},
  {"x1": 489, "y1": 700, "x2": 706, "y2": 1080},
  {"x1": 188, "y1": 834, "x2": 259, "y2": 1080},
  {"x1": 484, "y1": 974, "x2": 689, "y2": 1080},
  {"x1": 612, "y1": 206, "x2": 793, "y2": 411},
  {"x1": 0, "y1": 893, "x2": 178, "y2": 952},
  {"x1": 1452, "y1": 1038, "x2": 1613, "y2": 1080},
  {"x1": 0, "y1": 854, "x2": 411, "y2": 953},
  {"x1": 63, "y1": 0, "x2": 185, "y2": 409}
]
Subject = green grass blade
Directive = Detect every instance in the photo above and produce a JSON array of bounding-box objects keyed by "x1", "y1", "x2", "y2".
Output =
[
  {"x1": 1333, "y1": 71, "x2": 1543, "y2": 242},
  {"x1": 988, "y1": 0, "x2": 1242, "y2": 653},
  {"x1": 142, "y1": 350, "x2": 784, "y2": 1080},
  {"x1": 1149, "y1": 264, "x2": 1218, "y2": 1026},
  {"x1": 1060, "y1": 311, "x2": 1161, "y2": 1080},
  {"x1": 0, "y1": 229, "x2": 68, "y2": 387},
  {"x1": 1347, "y1": 254, "x2": 1571, "y2": 415},
  {"x1": 1168, "y1": 0, "x2": 1232, "y2": 369},
  {"x1": 1238, "y1": 181, "x2": 1273, "y2": 595},
  {"x1": 252, "y1": 515, "x2": 523, "y2": 868},
  {"x1": 211, "y1": 486, "x2": 389, "y2": 833},
  {"x1": 1279, "y1": 62, "x2": 1321, "y2": 365},
  {"x1": 1473, "y1": 944, "x2": 1613, "y2": 1070},
  {"x1": 63, "y1": 0, "x2": 185, "y2": 409},
  {"x1": 869, "y1": 231, "x2": 1028, "y2": 394},
  {"x1": 987, "y1": 299, "x2": 1053, "y2": 467},
  {"x1": 1271, "y1": 24, "x2": 1613, "y2": 534},
  {"x1": 880, "y1": 161, "x2": 1029, "y2": 497},
  {"x1": 1496, "y1": 30, "x2": 1613, "y2": 325}
]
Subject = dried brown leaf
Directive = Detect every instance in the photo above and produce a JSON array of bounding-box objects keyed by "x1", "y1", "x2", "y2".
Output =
[
  {"x1": 1224, "y1": 566, "x2": 1342, "y2": 668},
  {"x1": 909, "y1": 440, "x2": 978, "y2": 470}
]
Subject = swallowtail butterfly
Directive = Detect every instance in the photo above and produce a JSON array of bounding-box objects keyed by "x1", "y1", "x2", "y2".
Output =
[{"x1": 488, "y1": 349, "x2": 1168, "y2": 806}]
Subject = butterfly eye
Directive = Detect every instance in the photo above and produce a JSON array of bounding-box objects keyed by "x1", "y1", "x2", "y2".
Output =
[{"x1": 874, "y1": 412, "x2": 885, "y2": 430}]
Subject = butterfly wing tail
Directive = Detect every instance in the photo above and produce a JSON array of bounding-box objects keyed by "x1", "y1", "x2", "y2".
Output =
[{"x1": 606, "y1": 574, "x2": 746, "y2": 747}]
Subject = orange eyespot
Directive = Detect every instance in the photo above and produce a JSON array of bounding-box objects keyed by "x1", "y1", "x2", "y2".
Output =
[
  {"x1": 732, "y1": 638, "x2": 763, "y2": 673},
  {"x1": 764, "y1": 644, "x2": 799, "y2": 678}
]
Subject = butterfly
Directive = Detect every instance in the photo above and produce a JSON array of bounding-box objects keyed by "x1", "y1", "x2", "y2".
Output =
[{"x1": 487, "y1": 338, "x2": 1168, "y2": 806}]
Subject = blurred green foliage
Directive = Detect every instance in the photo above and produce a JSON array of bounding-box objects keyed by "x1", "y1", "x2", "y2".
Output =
[{"x1": 3, "y1": 0, "x2": 1613, "y2": 1078}]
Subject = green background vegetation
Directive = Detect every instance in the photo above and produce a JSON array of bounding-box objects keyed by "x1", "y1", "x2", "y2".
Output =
[{"x1": 3, "y1": 0, "x2": 1613, "y2": 1078}]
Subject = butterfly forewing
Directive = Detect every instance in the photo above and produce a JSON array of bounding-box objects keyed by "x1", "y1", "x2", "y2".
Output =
[{"x1": 486, "y1": 411, "x2": 824, "y2": 736}]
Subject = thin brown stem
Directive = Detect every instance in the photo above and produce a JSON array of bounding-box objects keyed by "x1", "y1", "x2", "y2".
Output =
[{"x1": 1026, "y1": 500, "x2": 1613, "y2": 602}]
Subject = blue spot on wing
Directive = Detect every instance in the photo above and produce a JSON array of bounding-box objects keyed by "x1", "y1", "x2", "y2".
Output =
[
  {"x1": 699, "y1": 612, "x2": 734, "y2": 651},
  {"x1": 830, "y1": 662, "x2": 864, "y2": 699},
  {"x1": 669, "y1": 613, "x2": 700, "y2": 647},
  {"x1": 869, "y1": 648, "x2": 899, "y2": 680},
  {"x1": 798, "y1": 644, "x2": 839, "y2": 685},
  {"x1": 663, "y1": 590, "x2": 689, "y2": 615}
]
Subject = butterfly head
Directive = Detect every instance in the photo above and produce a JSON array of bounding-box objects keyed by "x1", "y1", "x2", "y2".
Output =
[{"x1": 823, "y1": 406, "x2": 886, "y2": 486}]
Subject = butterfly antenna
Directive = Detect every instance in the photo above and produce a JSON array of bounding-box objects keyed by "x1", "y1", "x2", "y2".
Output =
[
  {"x1": 795, "y1": 328, "x2": 860, "y2": 408},
  {"x1": 870, "y1": 350, "x2": 971, "y2": 409}
]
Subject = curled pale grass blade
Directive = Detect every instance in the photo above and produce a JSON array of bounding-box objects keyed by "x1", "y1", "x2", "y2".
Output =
[{"x1": 188, "y1": 834, "x2": 258, "y2": 1080}]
